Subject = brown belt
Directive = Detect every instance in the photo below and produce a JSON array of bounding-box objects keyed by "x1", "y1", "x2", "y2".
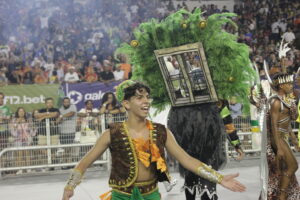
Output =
[{"x1": 112, "y1": 179, "x2": 158, "y2": 195}]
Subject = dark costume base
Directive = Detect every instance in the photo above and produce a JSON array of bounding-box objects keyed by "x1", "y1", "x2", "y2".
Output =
[{"x1": 168, "y1": 104, "x2": 226, "y2": 200}]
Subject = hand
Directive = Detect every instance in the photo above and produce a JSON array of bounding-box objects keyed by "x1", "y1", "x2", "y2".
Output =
[
  {"x1": 103, "y1": 101, "x2": 109, "y2": 107},
  {"x1": 235, "y1": 148, "x2": 244, "y2": 161},
  {"x1": 220, "y1": 173, "x2": 246, "y2": 192},
  {"x1": 62, "y1": 188, "x2": 74, "y2": 200}
]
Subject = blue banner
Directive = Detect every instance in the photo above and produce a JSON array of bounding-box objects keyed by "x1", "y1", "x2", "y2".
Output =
[{"x1": 62, "y1": 81, "x2": 121, "y2": 110}]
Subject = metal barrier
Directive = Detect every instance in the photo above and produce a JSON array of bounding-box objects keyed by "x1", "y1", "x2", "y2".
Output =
[
  {"x1": 1, "y1": 111, "x2": 298, "y2": 176},
  {"x1": 0, "y1": 113, "x2": 127, "y2": 177},
  {"x1": 227, "y1": 117, "x2": 299, "y2": 158}
]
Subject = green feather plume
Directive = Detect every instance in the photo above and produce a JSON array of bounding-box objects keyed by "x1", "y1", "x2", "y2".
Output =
[{"x1": 117, "y1": 9, "x2": 256, "y2": 113}]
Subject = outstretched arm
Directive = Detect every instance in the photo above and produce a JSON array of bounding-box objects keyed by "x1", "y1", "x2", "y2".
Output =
[
  {"x1": 62, "y1": 130, "x2": 111, "y2": 200},
  {"x1": 165, "y1": 129, "x2": 246, "y2": 192}
]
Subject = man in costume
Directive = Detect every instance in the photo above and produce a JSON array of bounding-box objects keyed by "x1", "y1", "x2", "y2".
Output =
[
  {"x1": 62, "y1": 81, "x2": 246, "y2": 200},
  {"x1": 117, "y1": 9, "x2": 255, "y2": 200},
  {"x1": 217, "y1": 100, "x2": 244, "y2": 160},
  {"x1": 259, "y1": 73, "x2": 300, "y2": 200}
]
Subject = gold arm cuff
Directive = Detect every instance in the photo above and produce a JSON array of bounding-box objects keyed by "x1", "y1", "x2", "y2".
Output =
[
  {"x1": 64, "y1": 185, "x2": 74, "y2": 191},
  {"x1": 196, "y1": 163, "x2": 224, "y2": 184},
  {"x1": 65, "y1": 168, "x2": 84, "y2": 190}
]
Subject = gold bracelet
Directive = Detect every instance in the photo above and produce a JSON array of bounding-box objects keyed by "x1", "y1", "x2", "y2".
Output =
[
  {"x1": 65, "y1": 168, "x2": 84, "y2": 190},
  {"x1": 64, "y1": 185, "x2": 74, "y2": 191},
  {"x1": 196, "y1": 163, "x2": 224, "y2": 184}
]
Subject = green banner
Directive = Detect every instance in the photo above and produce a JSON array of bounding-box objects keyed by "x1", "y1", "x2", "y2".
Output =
[{"x1": 0, "y1": 84, "x2": 60, "y2": 113}]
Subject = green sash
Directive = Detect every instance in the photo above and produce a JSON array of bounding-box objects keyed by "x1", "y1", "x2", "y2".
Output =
[{"x1": 111, "y1": 186, "x2": 160, "y2": 200}]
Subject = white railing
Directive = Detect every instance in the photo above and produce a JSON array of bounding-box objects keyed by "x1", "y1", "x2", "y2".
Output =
[
  {"x1": 226, "y1": 117, "x2": 299, "y2": 158},
  {"x1": 0, "y1": 113, "x2": 127, "y2": 177},
  {"x1": 1, "y1": 112, "x2": 298, "y2": 176}
]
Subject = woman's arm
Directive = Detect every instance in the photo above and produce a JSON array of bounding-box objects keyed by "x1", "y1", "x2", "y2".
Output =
[
  {"x1": 270, "y1": 99, "x2": 283, "y2": 151},
  {"x1": 99, "y1": 103, "x2": 108, "y2": 114}
]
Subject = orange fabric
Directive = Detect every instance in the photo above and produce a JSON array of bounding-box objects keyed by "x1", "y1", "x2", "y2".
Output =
[
  {"x1": 100, "y1": 190, "x2": 112, "y2": 200},
  {"x1": 132, "y1": 138, "x2": 151, "y2": 167},
  {"x1": 150, "y1": 143, "x2": 167, "y2": 173},
  {"x1": 34, "y1": 73, "x2": 48, "y2": 84},
  {"x1": 120, "y1": 63, "x2": 131, "y2": 80},
  {"x1": 132, "y1": 120, "x2": 167, "y2": 172},
  {"x1": 85, "y1": 73, "x2": 98, "y2": 82},
  {"x1": 146, "y1": 120, "x2": 154, "y2": 130}
]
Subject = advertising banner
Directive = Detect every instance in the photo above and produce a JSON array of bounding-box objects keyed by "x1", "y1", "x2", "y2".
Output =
[
  {"x1": 62, "y1": 81, "x2": 121, "y2": 110},
  {"x1": 0, "y1": 84, "x2": 60, "y2": 113}
]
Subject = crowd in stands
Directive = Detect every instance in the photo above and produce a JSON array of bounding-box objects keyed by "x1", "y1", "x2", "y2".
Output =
[
  {"x1": 233, "y1": 0, "x2": 300, "y2": 77},
  {"x1": 0, "y1": 0, "x2": 298, "y2": 87}
]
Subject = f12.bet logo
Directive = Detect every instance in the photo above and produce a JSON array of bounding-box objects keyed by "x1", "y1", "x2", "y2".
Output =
[{"x1": 5, "y1": 95, "x2": 45, "y2": 104}]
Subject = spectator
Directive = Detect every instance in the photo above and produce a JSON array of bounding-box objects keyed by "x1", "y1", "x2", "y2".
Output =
[
  {"x1": 99, "y1": 92, "x2": 125, "y2": 114},
  {"x1": 166, "y1": 56, "x2": 177, "y2": 75},
  {"x1": 56, "y1": 62, "x2": 65, "y2": 83},
  {"x1": 78, "y1": 100, "x2": 99, "y2": 119},
  {"x1": 102, "y1": 59, "x2": 113, "y2": 72},
  {"x1": 35, "y1": 97, "x2": 60, "y2": 165},
  {"x1": 64, "y1": 66, "x2": 79, "y2": 84},
  {"x1": 222, "y1": 6, "x2": 229, "y2": 13},
  {"x1": 99, "y1": 65, "x2": 115, "y2": 83},
  {"x1": 49, "y1": 70, "x2": 59, "y2": 84},
  {"x1": 44, "y1": 59, "x2": 55, "y2": 80},
  {"x1": 0, "y1": 68, "x2": 8, "y2": 86},
  {"x1": 10, "y1": 107, "x2": 36, "y2": 174},
  {"x1": 113, "y1": 64, "x2": 124, "y2": 81},
  {"x1": 23, "y1": 71, "x2": 33, "y2": 84},
  {"x1": 34, "y1": 67, "x2": 48, "y2": 84},
  {"x1": 89, "y1": 55, "x2": 102, "y2": 71},
  {"x1": 36, "y1": 97, "x2": 60, "y2": 145},
  {"x1": 84, "y1": 66, "x2": 98, "y2": 83},
  {"x1": 229, "y1": 96, "x2": 243, "y2": 120},
  {"x1": 0, "y1": 92, "x2": 11, "y2": 151},
  {"x1": 77, "y1": 100, "x2": 99, "y2": 155},
  {"x1": 282, "y1": 27, "x2": 296, "y2": 43},
  {"x1": 58, "y1": 97, "x2": 77, "y2": 164},
  {"x1": 119, "y1": 56, "x2": 131, "y2": 80}
]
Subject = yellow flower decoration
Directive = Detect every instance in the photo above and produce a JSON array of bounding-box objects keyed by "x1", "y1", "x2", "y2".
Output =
[
  {"x1": 199, "y1": 20, "x2": 207, "y2": 29},
  {"x1": 130, "y1": 40, "x2": 139, "y2": 47},
  {"x1": 181, "y1": 23, "x2": 188, "y2": 29},
  {"x1": 228, "y1": 76, "x2": 235, "y2": 82}
]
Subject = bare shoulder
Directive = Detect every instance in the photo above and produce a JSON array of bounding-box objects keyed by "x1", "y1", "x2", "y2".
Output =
[
  {"x1": 270, "y1": 98, "x2": 281, "y2": 109},
  {"x1": 165, "y1": 128, "x2": 176, "y2": 140}
]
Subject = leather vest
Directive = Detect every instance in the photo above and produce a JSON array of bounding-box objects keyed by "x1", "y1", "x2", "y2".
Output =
[{"x1": 108, "y1": 121, "x2": 170, "y2": 188}]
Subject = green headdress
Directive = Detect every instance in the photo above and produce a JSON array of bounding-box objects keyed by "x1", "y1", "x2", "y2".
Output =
[
  {"x1": 115, "y1": 80, "x2": 136, "y2": 102},
  {"x1": 117, "y1": 9, "x2": 256, "y2": 113}
]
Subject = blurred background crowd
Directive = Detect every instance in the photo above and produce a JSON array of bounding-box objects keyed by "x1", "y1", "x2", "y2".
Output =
[{"x1": 0, "y1": 0, "x2": 298, "y2": 86}]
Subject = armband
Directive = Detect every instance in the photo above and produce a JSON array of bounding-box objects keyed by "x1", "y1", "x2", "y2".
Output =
[
  {"x1": 196, "y1": 163, "x2": 224, "y2": 184},
  {"x1": 64, "y1": 169, "x2": 83, "y2": 190}
]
